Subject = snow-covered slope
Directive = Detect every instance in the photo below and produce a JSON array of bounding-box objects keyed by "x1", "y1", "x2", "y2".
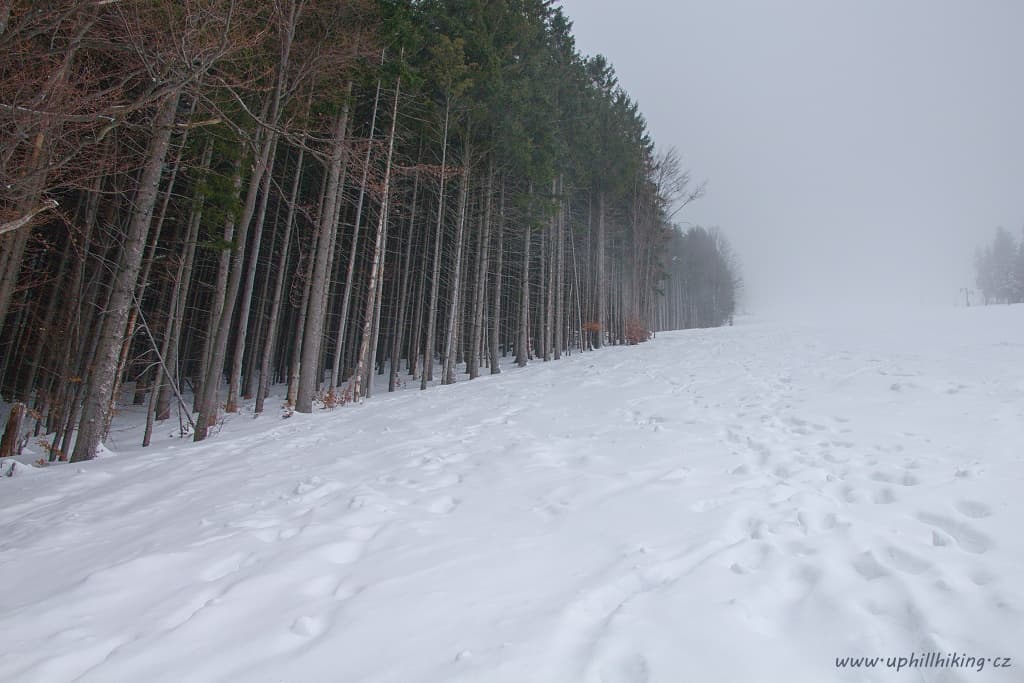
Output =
[{"x1": 3, "y1": 306, "x2": 1023, "y2": 683}]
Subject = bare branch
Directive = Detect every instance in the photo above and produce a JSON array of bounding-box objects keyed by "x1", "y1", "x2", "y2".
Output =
[{"x1": 0, "y1": 199, "x2": 58, "y2": 236}]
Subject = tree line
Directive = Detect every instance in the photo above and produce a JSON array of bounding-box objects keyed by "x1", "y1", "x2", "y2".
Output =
[
  {"x1": 974, "y1": 227, "x2": 1024, "y2": 305},
  {"x1": 0, "y1": 0, "x2": 741, "y2": 463}
]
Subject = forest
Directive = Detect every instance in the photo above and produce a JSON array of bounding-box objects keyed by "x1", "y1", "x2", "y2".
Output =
[{"x1": 0, "y1": 0, "x2": 741, "y2": 464}]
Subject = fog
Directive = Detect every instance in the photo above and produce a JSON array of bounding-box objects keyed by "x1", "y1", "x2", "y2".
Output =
[{"x1": 558, "y1": 0, "x2": 1024, "y2": 316}]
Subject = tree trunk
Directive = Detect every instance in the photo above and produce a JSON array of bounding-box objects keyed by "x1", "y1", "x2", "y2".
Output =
[
  {"x1": 516, "y1": 195, "x2": 531, "y2": 368},
  {"x1": 256, "y1": 142, "x2": 305, "y2": 415},
  {"x1": 442, "y1": 137, "x2": 471, "y2": 385},
  {"x1": 544, "y1": 179, "x2": 556, "y2": 361},
  {"x1": 295, "y1": 87, "x2": 353, "y2": 413},
  {"x1": 353, "y1": 69, "x2": 401, "y2": 402},
  {"x1": 194, "y1": 163, "x2": 241, "y2": 413},
  {"x1": 467, "y1": 163, "x2": 493, "y2": 379},
  {"x1": 194, "y1": 114, "x2": 279, "y2": 439},
  {"x1": 0, "y1": 402, "x2": 25, "y2": 458},
  {"x1": 489, "y1": 176, "x2": 505, "y2": 374},
  {"x1": 157, "y1": 139, "x2": 212, "y2": 421},
  {"x1": 595, "y1": 191, "x2": 607, "y2": 348},
  {"x1": 226, "y1": 134, "x2": 279, "y2": 413},
  {"x1": 71, "y1": 90, "x2": 180, "y2": 462},
  {"x1": 555, "y1": 176, "x2": 565, "y2": 359},
  {"x1": 420, "y1": 100, "x2": 451, "y2": 391},
  {"x1": 389, "y1": 170, "x2": 419, "y2": 392},
  {"x1": 330, "y1": 77, "x2": 379, "y2": 388}
]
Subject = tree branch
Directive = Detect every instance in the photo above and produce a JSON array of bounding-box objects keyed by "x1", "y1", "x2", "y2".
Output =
[{"x1": 0, "y1": 199, "x2": 59, "y2": 236}]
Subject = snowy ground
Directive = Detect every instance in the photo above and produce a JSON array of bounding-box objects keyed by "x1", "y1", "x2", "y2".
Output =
[{"x1": 2, "y1": 306, "x2": 1023, "y2": 683}]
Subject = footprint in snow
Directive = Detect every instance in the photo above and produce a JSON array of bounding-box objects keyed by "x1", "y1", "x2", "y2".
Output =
[
  {"x1": 785, "y1": 540, "x2": 816, "y2": 557},
  {"x1": 917, "y1": 512, "x2": 991, "y2": 554},
  {"x1": 427, "y1": 496, "x2": 459, "y2": 514},
  {"x1": 301, "y1": 575, "x2": 338, "y2": 599},
  {"x1": 200, "y1": 553, "x2": 249, "y2": 582},
  {"x1": 333, "y1": 580, "x2": 362, "y2": 601},
  {"x1": 954, "y1": 500, "x2": 992, "y2": 519},
  {"x1": 317, "y1": 541, "x2": 365, "y2": 565},
  {"x1": 792, "y1": 563, "x2": 823, "y2": 587},
  {"x1": 658, "y1": 467, "x2": 690, "y2": 482},
  {"x1": 291, "y1": 614, "x2": 329, "y2": 638},
  {"x1": 690, "y1": 498, "x2": 728, "y2": 513},
  {"x1": 872, "y1": 488, "x2": 897, "y2": 504},
  {"x1": 852, "y1": 551, "x2": 888, "y2": 581},
  {"x1": 969, "y1": 568, "x2": 995, "y2": 586},
  {"x1": 598, "y1": 653, "x2": 651, "y2": 683},
  {"x1": 292, "y1": 477, "x2": 345, "y2": 504},
  {"x1": 823, "y1": 452, "x2": 848, "y2": 465},
  {"x1": 899, "y1": 472, "x2": 920, "y2": 486},
  {"x1": 839, "y1": 484, "x2": 860, "y2": 504},
  {"x1": 882, "y1": 546, "x2": 932, "y2": 575}
]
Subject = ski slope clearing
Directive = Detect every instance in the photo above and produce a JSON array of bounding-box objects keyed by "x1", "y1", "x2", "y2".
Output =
[{"x1": 2, "y1": 306, "x2": 1023, "y2": 683}]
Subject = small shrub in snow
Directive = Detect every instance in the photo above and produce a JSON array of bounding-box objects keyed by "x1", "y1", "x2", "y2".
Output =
[
  {"x1": 36, "y1": 438, "x2": 65, "y2": 462},
  {"x1": 318, "y1": 384, "x2": 353, "y2": 410},
  {"x1": 625, "y1": 319, "x2": 651, "y2": 345}
]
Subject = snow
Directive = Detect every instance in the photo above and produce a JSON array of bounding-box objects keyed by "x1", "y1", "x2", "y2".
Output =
[{"x1": 2, "y1": 306, "x2": 1023, "y2": 683}]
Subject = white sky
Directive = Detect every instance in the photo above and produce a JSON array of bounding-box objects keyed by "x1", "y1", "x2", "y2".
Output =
[{"x1": 558, "y1": 0, "x2": 1024, "y2": 314}]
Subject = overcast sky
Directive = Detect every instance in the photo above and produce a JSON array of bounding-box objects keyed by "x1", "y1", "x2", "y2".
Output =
[{"x1": 558, "y1": 0, "x2": 1024, "y2": 315}]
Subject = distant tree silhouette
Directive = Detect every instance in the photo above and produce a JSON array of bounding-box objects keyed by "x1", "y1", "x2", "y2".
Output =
[{"x1": 975, "y1": 227, "x2": 1021, "y2": 304}]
